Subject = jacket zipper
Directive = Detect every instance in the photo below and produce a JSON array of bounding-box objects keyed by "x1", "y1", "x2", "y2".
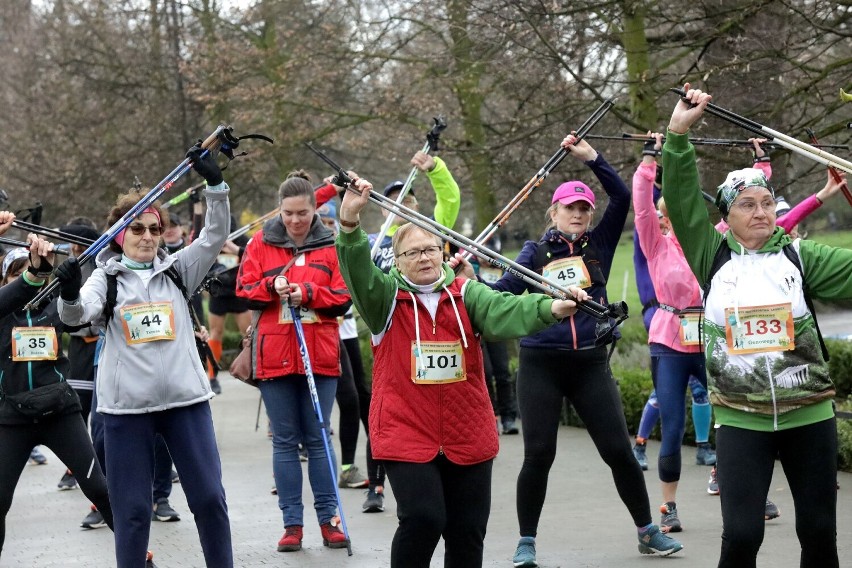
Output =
[{"x1": 25, "y1": 310, "x2": 34, "y2": 390}]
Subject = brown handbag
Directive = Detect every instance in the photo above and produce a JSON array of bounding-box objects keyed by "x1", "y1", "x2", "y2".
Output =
[{"x1": 229, "y1": 312, "x2": 260, "y2": 388}]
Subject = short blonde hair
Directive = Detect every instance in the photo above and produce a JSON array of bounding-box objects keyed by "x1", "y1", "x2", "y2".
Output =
[
  {"x1": 391, "y1": 223, "x2": 441, "y2": 257},
  {"x1": 657, "y1": 197, "x2": 668, "y2": 218}
]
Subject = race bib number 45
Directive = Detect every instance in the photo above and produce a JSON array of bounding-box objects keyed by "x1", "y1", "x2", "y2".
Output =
[
  {"x1": 12, "y1": 327, "x2": 59, "y2": 361},
  {"x1": 411, "y1": 341, "x2": 466, "y2": 384},
  {"x1": 541, "y1": 257, "x2": 591, "y2": 289},
  {"x1": 120, "y1": 302, "x2": 177, "y2": 345},
  {"x1": 725, "y1": 303, "x2": 795, "y2": 355}
]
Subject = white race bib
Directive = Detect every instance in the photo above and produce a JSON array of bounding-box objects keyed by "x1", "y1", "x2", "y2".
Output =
[
  {"x1": 541, "y1": 257, "x2": 592, "y2": 289},
  {"x1": 279, "y1": 304, "x2": 319, "y2": 324},
  {"x1": 12, "y1": 327, "x2": 59, "y2": 361},
  {"x1": 120, "y1": 302, "x2": 177, "y2": 345},
  {"x1": 725, "y1": 303, "x2": 795, "y2": 355},
  {"x1": 678, "y1": 311, "x2": 702, "y2": 346},
  {"x1": 411, "y1": 341, "x2": 466, "y2": 384}
]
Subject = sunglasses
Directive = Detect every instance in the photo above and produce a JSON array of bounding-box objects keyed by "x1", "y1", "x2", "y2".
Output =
[{"x1": 128, "y1": 223, "x2": 163, "y2": 236}]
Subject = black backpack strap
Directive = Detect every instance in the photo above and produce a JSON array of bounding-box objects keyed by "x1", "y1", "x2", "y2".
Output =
[
  {"x1": 781, "y1": 243, "x2": 829, "y2": 362},
  {"x1": 103, "y1": 273, "x2": 118, "y2": 326},
  {"x1": 164, "y1": 266, "x2": 202, "y2": 333},
  {"x1": 702, "y1": 240, "x2": 732, "y2": 301}
]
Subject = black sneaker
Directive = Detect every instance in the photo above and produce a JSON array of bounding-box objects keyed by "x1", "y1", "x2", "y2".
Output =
[
  {"x1": 170, "y1": 469, "x2": 180, "y2": 484},
  {"x1": 502, "y1": 418, "x2": 519, "y2": 435},
  {"x1": 210, "y1": 378, "x2": 222, "y2": 395},
  {"x1": 81, "y1": 505, "x2": 107, "y2": 529},
  {"x1": 363, "y1": 486, "x2": 385, "y2": 513},
  {"x1": 764, "y1": 499, "x2": 780, "y2": 520},
  {"x1": 58, "y1": 471, "x2": 78, "y2": 491},
  {"x1": 660, "y1": 501, "x2": 682, "y2": 532},
  {"x1": 152, "y1": 498, "x2": 181, "y2": 522}
]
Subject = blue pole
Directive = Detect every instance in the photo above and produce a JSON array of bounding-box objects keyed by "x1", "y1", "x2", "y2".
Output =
[{"x1": 290, "y1": 306, "x2": 353, "y2": 555}]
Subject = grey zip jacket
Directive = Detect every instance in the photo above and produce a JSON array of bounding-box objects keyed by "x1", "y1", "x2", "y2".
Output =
[{"x1": 59, "y1": 184, "x2": 230, "y2": 414}]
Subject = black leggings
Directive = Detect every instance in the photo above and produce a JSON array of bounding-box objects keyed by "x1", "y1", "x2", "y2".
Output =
[
  {"x1": 716, "y1": 418, "x2": 838, "y2": 568},
  {"x1": 0, "y1": 413, "x2": 114, "y2": 554},
  {"x1": 384, "y1": 456, "x2": 492, "y2": 568},
  {"x1": 335, "y1": 339, "x2": 361, "y2": 465},
  {"x1": 516, "y1": 346, "x2": 651, "y2": 537},
  {"x1": 342, "y1": 337, "x2": 384, "y2": 487}
]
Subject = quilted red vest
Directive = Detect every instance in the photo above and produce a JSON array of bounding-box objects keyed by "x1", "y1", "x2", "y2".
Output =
[{"x1": 369, "y1": 278, "x2": 499, "y2": 465}]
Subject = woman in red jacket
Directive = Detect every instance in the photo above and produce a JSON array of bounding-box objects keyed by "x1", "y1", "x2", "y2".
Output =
[{"x1": 236, "y1": 171, "x2": 352, "y2": 553}]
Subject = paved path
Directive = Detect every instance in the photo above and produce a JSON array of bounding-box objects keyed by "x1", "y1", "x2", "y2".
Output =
[{"x1": 4, "y1": 373, "x2": 851, "y2": 567}]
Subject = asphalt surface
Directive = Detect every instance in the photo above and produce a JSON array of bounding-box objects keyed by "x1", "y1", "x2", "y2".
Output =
[{"x1": 4, "y1": 372, "x2": 851, "y2": 567}]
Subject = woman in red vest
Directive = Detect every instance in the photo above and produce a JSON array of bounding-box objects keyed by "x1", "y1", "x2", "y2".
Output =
[{"x1": 336, "y1": 179, "x2": 586, "y2": 568}]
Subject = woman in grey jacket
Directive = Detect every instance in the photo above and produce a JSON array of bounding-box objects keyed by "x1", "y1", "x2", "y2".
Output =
[{"x1": 56, "y1": 149, "x2": 233, "y2": 568}]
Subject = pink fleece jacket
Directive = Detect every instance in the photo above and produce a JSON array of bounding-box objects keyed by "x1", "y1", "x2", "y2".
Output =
[{"x1": 633, "y1": 161, "x2": 702, "y2": 352}]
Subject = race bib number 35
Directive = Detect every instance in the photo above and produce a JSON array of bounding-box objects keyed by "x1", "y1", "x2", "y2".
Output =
[
  {"x1": 12, "y1": 327, "x2": 59, "y2": 361},
  {"x1": 411, "y1": 341, "x2": 466, "y2": 384},
  {"x1": 120, "y1": 302, "x2": 176, "y2": 345},
  {"x1": 725, "y1": 303, "x2": 795, "y2": 355},
  {"x1": 279, "y1": 303, "x2": 319, "y2": 324},
  {"x1": 541, "y1": 257, "x2": 592, "y2": 289}
]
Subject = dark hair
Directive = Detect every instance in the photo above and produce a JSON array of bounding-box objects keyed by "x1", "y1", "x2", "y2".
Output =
[
  {"x1": 2, "y1": 257, "x2": 28, "y2": 285},
  {"x1": 106, "y1": 189, "x2": 164, "y2": 253},
  {"x1": 278, "y1": 172, "x2": 315, "y2": 206}
]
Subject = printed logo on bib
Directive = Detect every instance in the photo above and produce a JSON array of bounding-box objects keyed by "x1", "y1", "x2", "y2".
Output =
[
  {"x1": 279, "y1": 304, "x2": 319, "y2": 324},
  {"x1": 120, "y1": 302, "x2": 176, "y2": 344},
  {"x1": 541, "y1": 257, "x2": 591, "y2": 289},
  {"x1": 678, "y1": 312, "x2": 702, "y2": 346},
  {"x1": 12, "y1": 327, "x2": 59, "y2": 361},
  {"x1": 411, "y1": 341, "x2": 466, "y2": 384},
  {"x1": 725, "y1": 303, "x2": 795, "y2": 355}
]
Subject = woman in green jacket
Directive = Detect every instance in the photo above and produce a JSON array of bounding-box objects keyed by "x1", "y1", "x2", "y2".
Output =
[{"x1": 663, "y1": 83, "x2": 851, "y2": 568}]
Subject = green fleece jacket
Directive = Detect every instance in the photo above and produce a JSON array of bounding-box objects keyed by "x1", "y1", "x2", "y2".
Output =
[
  {"x1": 336, "y1": 228, "x2": 558, "y2": 341},
  {"x1": 663, "y1": 131, "x2": 852, "y2": 431}
]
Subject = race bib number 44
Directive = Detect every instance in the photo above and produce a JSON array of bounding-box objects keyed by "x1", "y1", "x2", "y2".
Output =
[
  {"x1": 12, "y1": 327, "x2": 59, "y2": 361},
  {"x1": 120, "y1": 302, "x2": 176, "y2": 345},
  {"x1": 725, "y1": 303, "x2": 795, "y2": 355},
  {"x1": 541, "y1": 257, "x2": 591, "y2": 289},
  {"x1": 411, "y1": 341, "x2": 466, "y2": 384}
]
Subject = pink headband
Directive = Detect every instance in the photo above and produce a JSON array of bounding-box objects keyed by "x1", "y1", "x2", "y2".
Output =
[{"x1": 114, "y1": 207, "x2": 162, "y2": 249}]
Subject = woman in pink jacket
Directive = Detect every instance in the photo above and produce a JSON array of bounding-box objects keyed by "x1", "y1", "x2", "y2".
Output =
[{"x1": 633, "y1": 132, "x2": 707, "y2": 533}]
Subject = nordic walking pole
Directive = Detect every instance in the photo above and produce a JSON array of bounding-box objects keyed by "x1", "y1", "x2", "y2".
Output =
[
  {"x1": 0, "y1": 236, "x2": 70, "y2": 254},
  {"x1": 305, "y1": 143, "x2": 628, "y2": 341},
  {"x1": 460, "y1": 98, "x2": 614, "y2": 262},
  {"x1": 11, "y1": 220, "x2": 96, "y2": 247},
  {"x1": 805, "y1": 128, "x2": 852, "y2": 208},
  {"x1": 290, "y1": 305, "x2": 353, "y2": 555},
  {"x1": 670, "y1": 88, "x2": 852, "y2": 174},
  {"x1": 369, "y1": 116, "x2": 447, "y2": 260},
  {"x1": 25, "y1": 125, "x2": 235, "y2": 310},
  {"x1": 584, "y1": 133, "x2": 850, "y2": 150},
  {"x1": 228, "y1": 208, "x2": 279, "y2": 241}
]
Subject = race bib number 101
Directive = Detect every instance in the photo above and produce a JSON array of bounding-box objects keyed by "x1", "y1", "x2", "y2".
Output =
[{"x1": 411, "y1": 341, "x2": 466, "y2": 384}]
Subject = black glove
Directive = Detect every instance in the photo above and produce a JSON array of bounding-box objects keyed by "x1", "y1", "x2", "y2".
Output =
[
  {"x1": 26, "y1": 256, "x2": 53, "y2": 279},
  {"x1": 55, "y1": 257, "x2": 82, "y2": 302},
  {"x1": 186, "y1": 142, "x2": 224, "y2": 186},
  {"x1": 642, "y1": 138, "x2": 659, "y2": 157},
  {"x1": 189, "y1": 185, "x2": 204, "y2": 204}
]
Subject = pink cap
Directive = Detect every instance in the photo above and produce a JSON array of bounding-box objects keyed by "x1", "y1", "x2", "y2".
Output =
[{"x1": 552, "y1": 181, "x2": 595, "y2": 209}]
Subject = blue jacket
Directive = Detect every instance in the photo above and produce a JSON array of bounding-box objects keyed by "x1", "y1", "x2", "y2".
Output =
[{"x1": 489, "y1": 153, "x2": 630, "y2": 350}]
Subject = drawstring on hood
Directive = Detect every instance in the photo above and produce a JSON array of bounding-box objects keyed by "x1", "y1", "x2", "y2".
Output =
[{"x1": 404, "y1": 272, "x2": 469, "y2": 377}]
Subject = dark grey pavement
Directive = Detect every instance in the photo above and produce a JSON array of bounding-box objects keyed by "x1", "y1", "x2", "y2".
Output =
[{"x1": 4, "y1": 372, "x2": 851, "y2": 567}]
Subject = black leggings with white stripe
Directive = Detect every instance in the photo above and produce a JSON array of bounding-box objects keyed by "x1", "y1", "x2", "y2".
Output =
[{"x1": 0, "y1": 412, "x2": 113, "y2": 554}]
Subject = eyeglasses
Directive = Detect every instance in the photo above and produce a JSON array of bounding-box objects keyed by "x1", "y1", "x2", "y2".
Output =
[
  {"x1": 732, "y1": 199, "x2": 776, "y2": 215},
  {"x1": 397, "y1": 245, "x2": 442, "y2": 260},
  {"x1": 128, "y1": 223, "x2": 164, "y2": 236}
]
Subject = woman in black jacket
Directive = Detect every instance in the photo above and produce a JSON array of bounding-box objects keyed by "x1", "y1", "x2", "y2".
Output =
[{"x1": 0, "y1": 215, "x2": 114, "y2": 558}]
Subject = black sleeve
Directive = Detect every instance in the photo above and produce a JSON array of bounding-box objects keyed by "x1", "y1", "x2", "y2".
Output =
[{"x1": 0, "y1": 277, "x2": 42, "y2": 319}]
